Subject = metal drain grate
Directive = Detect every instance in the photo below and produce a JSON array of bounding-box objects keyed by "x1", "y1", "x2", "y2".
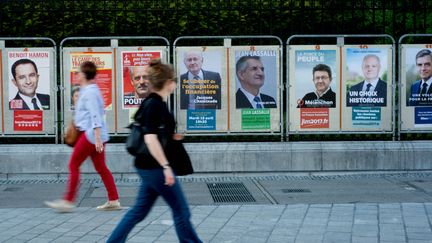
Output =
[
  {"x1": 207, "y1": 182, "x2": 255, "y2": 203},
  {"x1": 282, "y1": 189, "x2": 311, "y2": 193}
]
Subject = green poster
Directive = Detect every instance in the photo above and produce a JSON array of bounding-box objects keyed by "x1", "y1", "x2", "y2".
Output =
[{"x1": 241, "y1": 109, "x2": 271, "y2": 130}]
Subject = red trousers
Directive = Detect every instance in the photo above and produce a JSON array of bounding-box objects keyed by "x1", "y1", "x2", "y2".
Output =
[{"x1": 64, "y1": 132, "x2": 119, "y2": 202}]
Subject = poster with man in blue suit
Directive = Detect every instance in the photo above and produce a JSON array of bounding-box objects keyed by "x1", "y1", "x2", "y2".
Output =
[{"x1": 346, "y1": 49, "x2": 388, "y2": 107}]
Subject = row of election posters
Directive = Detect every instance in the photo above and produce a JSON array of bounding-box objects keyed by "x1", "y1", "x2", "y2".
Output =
[
  {"x1": 3, "y1": 44, "x2": 432, "y2": 135},
  {"x1": 175, "y1": 46, "x2": 281, "y2": 133},
  {"x1": 289, "y1": 44, "x2": 432, "y2": 133},
  {"x1": 289, "y1": 45, "x2": 393, "y2": 132}
]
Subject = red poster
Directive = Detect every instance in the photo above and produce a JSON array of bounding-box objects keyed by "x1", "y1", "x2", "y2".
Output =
[
  {"x1": 300, "y1": 108, "x2": 329, "y2": 129},
  {"x1": 70, "y1": 52, "x2": 113, "y2": 110},
  {"x1": 122, "y1": 51, "x2": 161, "y2": 108},
  {"x1": 14, "y1": 110, "x2": 43, "y2": 131}
]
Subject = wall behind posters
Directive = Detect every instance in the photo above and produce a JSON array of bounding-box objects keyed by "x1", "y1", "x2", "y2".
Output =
[
  {"x1": 341, "y1": 45, "x2": 393, "y2": 131},
  {"x1": 2, "y1": 48, "x2": 56, "y2": 134},
  {"x1": 400, "y1": 45, "x2": 432, "y2": 131}
]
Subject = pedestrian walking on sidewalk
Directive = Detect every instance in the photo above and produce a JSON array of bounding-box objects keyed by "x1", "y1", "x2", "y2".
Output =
[
  {"x1": 45, "y1": 61, "x2": 120, "y2": 213},
  {"x1": 107, "y1": 59, "x2": 202, "y2": 243}
]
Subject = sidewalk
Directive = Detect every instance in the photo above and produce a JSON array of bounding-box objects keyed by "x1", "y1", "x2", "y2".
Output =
[{"x1": 0, "y1": 173, "x2": 432, "y2": 243}]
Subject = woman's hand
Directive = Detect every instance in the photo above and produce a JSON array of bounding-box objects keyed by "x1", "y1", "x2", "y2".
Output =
[
  {"x1": 163, "y1": 167, "x2": 175, "y2": 186},
  {"x1": 172, "y1": 133, "x2": 184, "y2": 141},
  {"x1": 95, "y1": 138, "x2": 104, "y2": 153}
]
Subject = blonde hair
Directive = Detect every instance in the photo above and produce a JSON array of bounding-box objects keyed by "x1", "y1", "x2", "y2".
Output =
[{"x1": 148, "y1": 59, "x2": 175, "y2": 91}]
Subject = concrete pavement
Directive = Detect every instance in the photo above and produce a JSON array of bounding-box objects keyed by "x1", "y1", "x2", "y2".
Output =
[{"x1": 1, "y1": 172, "x2": 432, "y2": 242}]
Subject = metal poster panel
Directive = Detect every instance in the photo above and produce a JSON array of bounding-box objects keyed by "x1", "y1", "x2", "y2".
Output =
[
  {"x1": 62, "y1": 47, "x2": 115, "y2": 134},
  {"x1": 175, "y1": 46, "x2": 227, "y2": 133},
  {"x1": 288, "y1": 45, "x2": 340, "y2": 132},
  {"x1": 401, "y1": 44, "x2": 432, "y2": 131},
  {"x1": 3, "y1": 48, "x2": 55, "y2": 134},
  {"x1": 341, "y1": 45, "x2": 392, "y2": 131},
  {"x1": 116, "y1": 46, "x2": 168, "y2": 133},
  {"x1": 229, "y1": 45, "x2": 281, "y2": 132}
]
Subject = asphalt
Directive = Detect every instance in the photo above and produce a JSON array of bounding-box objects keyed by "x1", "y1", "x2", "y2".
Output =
[{"x1": 1, "y1": 172, "x2": 432, "y2": 243}]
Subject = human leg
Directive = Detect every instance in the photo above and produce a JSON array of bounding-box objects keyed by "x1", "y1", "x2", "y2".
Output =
[
  {"x1": 156, "y1": 171, "x2": 202, "y2": 243},
  {"x1": 107, "y1": 169, "x2": 159, "y2": 243},
  {"x1": 45, "y1": 132, "x2": 91, "y2": 212},
  {"x1": 64, "y1": 132, "x2": 93, "y2": 202},
  {"x1": 89, "y1": 141, "x2": 119, "y2": 202}
]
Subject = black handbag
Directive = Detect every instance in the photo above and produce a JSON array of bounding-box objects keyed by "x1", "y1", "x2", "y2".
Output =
[
  {"x1": 125, "y1": 122, "x2": 168, "y2": 156},
  {"x1": 125, "y1": 123, "x2": 148, "y2": 156}
]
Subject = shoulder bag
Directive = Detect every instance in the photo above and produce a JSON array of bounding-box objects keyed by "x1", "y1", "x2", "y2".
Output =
[{"x1": 64, "y1": 120, "x2": 79, "y2": 147}]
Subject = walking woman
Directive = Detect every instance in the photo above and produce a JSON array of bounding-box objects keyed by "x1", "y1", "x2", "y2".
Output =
[
  {"x1": 45, "y1": 61, "x2": 120, "y2": 212},
  {"x1": 107, "y1": 59, "x2": 202, "y2": 243}
]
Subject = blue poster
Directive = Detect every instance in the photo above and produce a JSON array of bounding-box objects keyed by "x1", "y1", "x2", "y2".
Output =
[
  {"x1": 414, "y1": 107, "x2": 432, "y2": 125},
  {"x1": 352, "y1": 107, "x2": 381, "y2": 127},
  {"x1": 187, "y1": 110, "x2": 216, "y2": 130}
]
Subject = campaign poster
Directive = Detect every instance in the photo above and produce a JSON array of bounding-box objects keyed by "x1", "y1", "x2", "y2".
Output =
[
  {"x1": 404, "y1": 47, "x2": 432, "y2": 107},
  {"x1": 400, "y1": 45, "x2": 432, "y2": 131},
  {"x1": 70, "y1": 52, "x2": 113, "y2": 110},
  {"x1": 177, "y1": 48, "x2": 222, "y2": 110},
  {"x1": 291, "y1": 47, "x2": 338, "y2": 131},
  {"x1": 345, "y1": 48, "x2": 389, "y2": 107},
  {"x1": 234, "y1": 49, "x2": 277, "y2": 109},
  {"x1": 122, "y1": 51, "x2": 161, "y2": 109},
  {"x1": 8, "y1": 51, "x2": 51, "y2": 111},
  {"x1": 288, "y1": 45, "x2": 339, "y2": 132}
]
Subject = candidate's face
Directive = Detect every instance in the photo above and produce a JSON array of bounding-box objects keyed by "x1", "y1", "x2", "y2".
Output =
[
  {"x1": 239, "y1": 59, "x2": 265, "y2": 89},
  {"x1": 362, "y1": 56, "x2": 380, "y2": 80},
  {"x1": 12, "y1": 63, "x2": 39, "y2": 97},
  {"x1": 130, "y1": 66, "x2": 150, "y2": 98},
  {"x1": 313, "y1": 70, "x2": 331, "y2": 93},
  {"x1": 184, "y1": 52, "x2": 203, "y2": 75},
  {"x1": 416, "y1": 55, "x2": 432, "y2": 80}
]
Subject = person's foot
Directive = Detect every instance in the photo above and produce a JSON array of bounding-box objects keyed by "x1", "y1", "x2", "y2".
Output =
[
  {"x1": 96, "y1": 200, "x2": 121, "y2": 211},
  {"x1": 44, "y1": 199, "x2": 75, "y2": 213}
]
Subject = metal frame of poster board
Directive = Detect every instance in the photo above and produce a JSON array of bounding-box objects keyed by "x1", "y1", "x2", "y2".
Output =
[
  {"x1": 398, "y1": 34, "x2": 432, "y2": 138},
  {"x1": 286, "y1": 34, "x2": 396, "y2": 139},
  {"x1": 173, "y1": 36, "x2": 283, "y2": 139},
  {"x1": 0, "y1": 37, "x2": 58, "y2": 142},
  {"x1": 59, "y1": 36, "x2": 169, "y2": 143}
]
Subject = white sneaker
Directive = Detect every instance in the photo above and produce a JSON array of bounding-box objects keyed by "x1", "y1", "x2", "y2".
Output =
[
  {"x1": 96, "y1": 200, "x2": 121, "y2": 211},
  {"x1": 44, "y1": 199, "x2": 75, "y2": 213}
]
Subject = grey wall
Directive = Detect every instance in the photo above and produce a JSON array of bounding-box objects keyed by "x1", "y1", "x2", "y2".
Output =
[{"x1": 0, "y1": 141, "x2": 431, "y2": 176}]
